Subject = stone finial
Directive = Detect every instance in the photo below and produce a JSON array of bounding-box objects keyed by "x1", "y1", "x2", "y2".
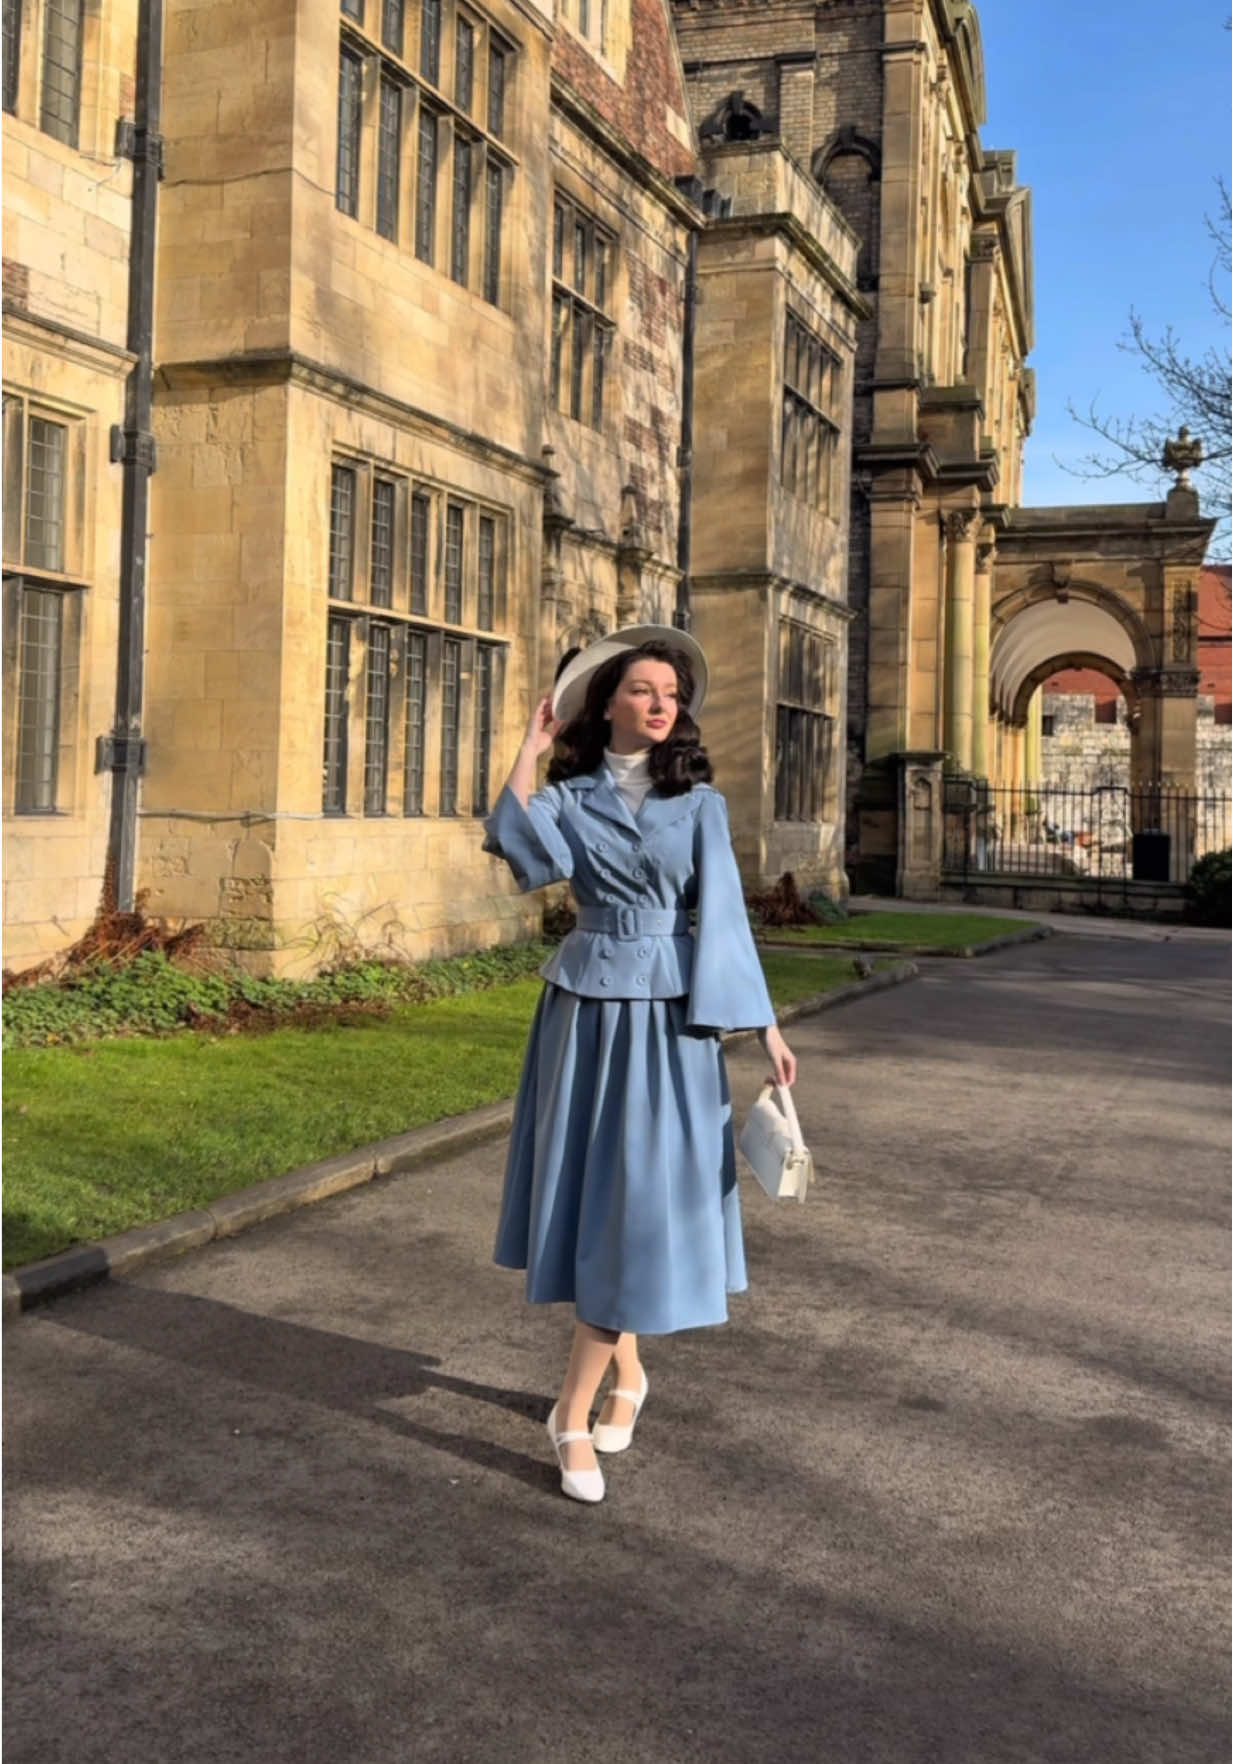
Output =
[{"x1": 1162, "y1": 425, "x2": 1203, "y2": 488}]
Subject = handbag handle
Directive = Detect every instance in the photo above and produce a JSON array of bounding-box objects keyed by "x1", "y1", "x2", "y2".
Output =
[{"x1": 760, "y1": 1080, "x2": 806, "y2": 1152}]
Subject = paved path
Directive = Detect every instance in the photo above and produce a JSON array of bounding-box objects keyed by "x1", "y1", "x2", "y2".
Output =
[{"x1": 5, "y1": 938, "x2": 1229, "y2": 1764}]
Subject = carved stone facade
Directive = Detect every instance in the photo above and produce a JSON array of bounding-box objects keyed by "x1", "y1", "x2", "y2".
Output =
[
  {"x1": 3, "y1": 0, "x2": 861, "y2": 970},
  {"x1": 673, "y1": 0, "x2": 1215, "y2": 896}
]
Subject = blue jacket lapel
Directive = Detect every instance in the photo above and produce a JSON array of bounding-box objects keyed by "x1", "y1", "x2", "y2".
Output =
[
  {"x1": 565, "y1": 770, "x2": 640, "y2": 835},
  {"x1": 636, "y1": 787, "x2": 699, "y2": 838}
]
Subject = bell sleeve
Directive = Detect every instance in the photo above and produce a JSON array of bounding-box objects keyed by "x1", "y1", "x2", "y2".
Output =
[
  {"x1": 686, "y1": 789, "x2": 776, "y2": 1034},
  {"x1": 482, "y1": 783, "x2": 574, "y2": 893}
]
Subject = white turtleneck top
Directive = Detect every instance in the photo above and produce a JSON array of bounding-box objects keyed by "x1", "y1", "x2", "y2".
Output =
[{"x1": 604, "y1": 747, "x2": 653, "y2": 813}]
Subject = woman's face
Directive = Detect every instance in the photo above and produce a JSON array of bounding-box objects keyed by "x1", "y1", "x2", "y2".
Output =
[{"x1": 605, "y1": 657, "x2": 681, "y2": 751}]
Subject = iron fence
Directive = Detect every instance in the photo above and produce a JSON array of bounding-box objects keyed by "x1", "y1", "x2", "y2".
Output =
[{"x1": 943, "y1": 780, "x2": 1231, "y2": 886}]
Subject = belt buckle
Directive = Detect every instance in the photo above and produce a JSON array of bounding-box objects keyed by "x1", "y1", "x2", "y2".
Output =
[{"x1": 616, "y1": 906, "x2": 637, "y2": 939}]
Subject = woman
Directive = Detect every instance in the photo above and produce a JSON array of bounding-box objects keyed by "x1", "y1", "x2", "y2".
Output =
[{"x1": 483, "y1": 626, "x2": 797, "y2": 1504}]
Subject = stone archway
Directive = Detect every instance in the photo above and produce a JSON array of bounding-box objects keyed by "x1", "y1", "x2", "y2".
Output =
[
  {"x1": 989, "y1": 490, "x2": 1214, "y2": 790},
  {"x1": 988, "y1": 588, "x2": 1156, "y2": 784}
]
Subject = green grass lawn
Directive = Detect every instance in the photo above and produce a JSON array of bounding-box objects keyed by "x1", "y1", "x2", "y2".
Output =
[
  {"x1": 758, "y1": 911, "x2": 1030, "y2": 951},
  {"x1": 3, "y1": 954, "x2": 876, "y2": 1270}
]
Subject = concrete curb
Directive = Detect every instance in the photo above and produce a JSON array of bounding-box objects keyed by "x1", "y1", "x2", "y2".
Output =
[
  {"x1": 757, "y1": 925, "x2": 1051, "y2": 960},
  {"x1": 3, "y1": 1103, "x2": 515, "y2": 1320},
  {"x1": 3, "y1": 967, "x2": 920, "y2": 1318}
]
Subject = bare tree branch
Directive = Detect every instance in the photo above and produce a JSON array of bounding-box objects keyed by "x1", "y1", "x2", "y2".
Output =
[{"x1": 1060, "y1": 178, "x2": 1231, "y2": 556}]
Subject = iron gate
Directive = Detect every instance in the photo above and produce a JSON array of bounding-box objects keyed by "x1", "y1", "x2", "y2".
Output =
[{"x1": 943, "y1": 780, "x2": 1231, "y2": 889}]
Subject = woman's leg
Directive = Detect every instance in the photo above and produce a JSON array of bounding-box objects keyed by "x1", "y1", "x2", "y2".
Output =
[
  {"x1": 597, "y1": 1331, "x2": 643, "y2": 1429},
  {"x1": 554, "y1": 1321, "x2": 619, "y2": 1471}
]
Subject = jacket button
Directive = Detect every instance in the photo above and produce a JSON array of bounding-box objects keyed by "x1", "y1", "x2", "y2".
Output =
[
  {"x1": 599, "y1": 946, "x2": 612, "y2": 960},
  {"x1": 596, "y1": 840, "x2": 607, "y2": 852},
  {"x1": 632, "y1": 868, "x2": 646, "y2": 881},
  {"x1": 636, "y1": 944, "x2": 650, "y2": 959},
  {"x1": 635, "y1": 975, "x2": 648, "y2": 986}
]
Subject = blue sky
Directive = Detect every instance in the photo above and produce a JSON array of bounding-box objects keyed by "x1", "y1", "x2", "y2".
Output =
[{"x1": 977, "y1": 1, "x2": 1230, "y2": 510}]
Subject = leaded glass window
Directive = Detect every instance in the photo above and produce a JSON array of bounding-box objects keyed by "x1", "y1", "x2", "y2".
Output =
[
  {"x1": 15, "y1": 588, "x2": 63, "y2": 813},
  {"x1": 329, "y1": 464, "x2": 356, "y2": 601},
  {"x1": 415, "y1": 108, "x2": 438, "y2": 263},
  {"x1": 487, "y1": 41, "x2": 506, "y2": 138},
  {"x1": 420, "y1": 0, "x2": 440, "y2": 84},
  {"x1": 410, "y1": 490, "x2": 430, "y2": 615},
  {"x1": 472, "y1": 643, "x2": 494, "y2": 816},
  {"x1": 363, "y1": 621, "x2": 391, "y2": 814},
  {"x1": 39, "y1": 0, "x2": 82, "y2": 147},
  {"x1": 323, "y1": 615, "x2": 352, "y2": 813},
  {"x1": 439, "y1": 636, "x2": 461, "y2": 815},
  {"x1": 483, "y1": 159, "x2": 503, "y2": 306},
  {"x1": 455, "y1": 16, "x2": 474, "y2": 112},
  {"x1": 376, "y1": 76, "x2": 402, "y2": 241},
  {"x1": 380, "y1": 0, "x2": 403, "y2": 56},
  {"x1": 370, "y1": 478, "x2": 396, "y2": 607},
  {"x1": 477, "y1": 515, "x2": 495, "y2": 630},
  {"x1": 403, "y1": 631, "x2": 426, "y2": 814},
  {"x1": 444, "y1": 503, "x2": 464, "y2": 622},
  {"x1": 451, "y1": 134, "x2": 472, "y2": 285},
  {"x1": 25, "y1": 418, "x2": 67, "y2": 574},
  {"x1": 336, "y1": 45, "x2": 363, "y2": 218},
  {"x1": 3, "y1": 0, "x2": 21, "y2": 115}
]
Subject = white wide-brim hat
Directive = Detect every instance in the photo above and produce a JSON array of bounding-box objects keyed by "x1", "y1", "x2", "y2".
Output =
[{"x1": 550, "y1": 624, "x2": 708, "y2": 726}]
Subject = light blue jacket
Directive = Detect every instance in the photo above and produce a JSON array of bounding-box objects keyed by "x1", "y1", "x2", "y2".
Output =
[{"x1": 483, "y1": 769, "x2": 776, "y2": 1034}]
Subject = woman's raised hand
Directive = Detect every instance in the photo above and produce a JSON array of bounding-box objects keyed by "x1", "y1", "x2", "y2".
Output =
[{"x1": 524, "y1": 694, "x2": 563, "y2": 758}]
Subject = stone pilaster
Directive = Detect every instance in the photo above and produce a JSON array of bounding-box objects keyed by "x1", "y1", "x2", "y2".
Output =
[
  {"x1": 943, "y1": 508, "x2": 976, "y2": 771},
  {"x1": 1130, "y1": 666, "x2": 1200, "y2": 789},
  {"x1": 970, "y1": 531, "x2": 994, "y2": 779}
]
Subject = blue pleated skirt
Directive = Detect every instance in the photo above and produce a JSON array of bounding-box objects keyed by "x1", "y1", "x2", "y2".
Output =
[{"x1": 493, "y1": 985, "x2": 747, "y2": 1335}]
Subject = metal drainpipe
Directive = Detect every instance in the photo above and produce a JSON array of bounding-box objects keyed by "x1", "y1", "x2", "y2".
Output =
[
  {"x1": 101, "y1": 0, "x2": 164, "y2": 911},
  {"x1": 674, "y1": 222, "x2": 699, "y2": 632}
]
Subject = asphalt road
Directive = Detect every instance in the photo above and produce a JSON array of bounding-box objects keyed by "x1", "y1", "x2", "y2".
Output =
[{"x1": 4, "y1": 936, "x2": 1230, "y2": 1764}]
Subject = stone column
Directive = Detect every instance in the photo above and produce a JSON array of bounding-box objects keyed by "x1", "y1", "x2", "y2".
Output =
[
  {"x1": 865, "y1": 487, "x2": 918, "y2": 760},
  {"x1": 943, "y1": 509, "x2": 976, "y2": 771},
  {"x1": 1025, "y1": 689, "x2": 1043, "y2": 784},
  {"x1": 970, "y1": 533, "x2": 995, "y2": 779}
]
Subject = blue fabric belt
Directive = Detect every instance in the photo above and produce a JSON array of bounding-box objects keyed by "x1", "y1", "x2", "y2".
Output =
[{"x1": 576, "y1": 906, "x2": 692, "y2": 939}]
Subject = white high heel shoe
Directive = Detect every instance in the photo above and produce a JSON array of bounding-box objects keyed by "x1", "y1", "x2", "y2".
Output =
[
  {"x1": 592, "y1": 1367, "x2": 648, "y2": 1454},
  {"x1": 546, "y1": 1404, "x2": 605, "y2": 1504}
]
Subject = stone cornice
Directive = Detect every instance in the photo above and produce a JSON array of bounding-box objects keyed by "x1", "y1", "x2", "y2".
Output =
[
  {"x1": 3, "y1": 301, "x2": 136, "y2": 376},
  {"x1": 154, "y1": 350, "x2": 551, "y2": 487},
  {"x1": 701, "y1": 212, "x2": 871, "y2": 318},
  {"x1": 549, "y1": 75, "x2": 702, "y2": 230},
  {"x1": 690, "y1": 568, "x2": 856, "y2": 621}
]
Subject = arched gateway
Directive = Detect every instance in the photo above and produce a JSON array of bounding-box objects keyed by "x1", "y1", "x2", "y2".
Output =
[{"x1": 991, "y1": 483, "x2": 1212, "y2": 792}]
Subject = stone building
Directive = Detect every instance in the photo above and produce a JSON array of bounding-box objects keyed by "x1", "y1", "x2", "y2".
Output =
[
  {"x1": 3, "y1": 0, "x2": 862, "y2": 972},
  {"x1": 673, "y1": 0, "x2": 1215, "y2": 897}
]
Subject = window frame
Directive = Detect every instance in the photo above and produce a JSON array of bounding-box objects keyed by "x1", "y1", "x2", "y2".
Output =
[
  {"x1": 781, "y1": 310, "x2": 842, "y2": 514},
  {"x1": 550, "y1": 193, "x2": 616, "y2": 430},
  {"x1": 39, "y1": 0, "x2": 84, "y2": 148},
  {"x1": 337, "y1": 4, "x2": 515, "y2": 310},
  {"x1": 773, "y1": 619, "x2": 835, "y2": 825},
  {"x1": 323, "y1": 455, "x2": 509, "y2": 820}
]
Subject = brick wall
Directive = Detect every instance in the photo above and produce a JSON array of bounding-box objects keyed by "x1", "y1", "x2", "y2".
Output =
[{"x1": 554, "y1": 0, "x2": 695, "y2": 181}]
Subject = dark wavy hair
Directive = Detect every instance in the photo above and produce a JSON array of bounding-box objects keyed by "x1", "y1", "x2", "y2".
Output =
[{"x1": 546, "y1": 641, "x2": 713, "y2": 796}]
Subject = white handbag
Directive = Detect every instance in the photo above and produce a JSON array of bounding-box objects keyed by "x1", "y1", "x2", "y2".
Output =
[{"x1": 738, "y1": 1082, "x2": 813, "y2": 1202}]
